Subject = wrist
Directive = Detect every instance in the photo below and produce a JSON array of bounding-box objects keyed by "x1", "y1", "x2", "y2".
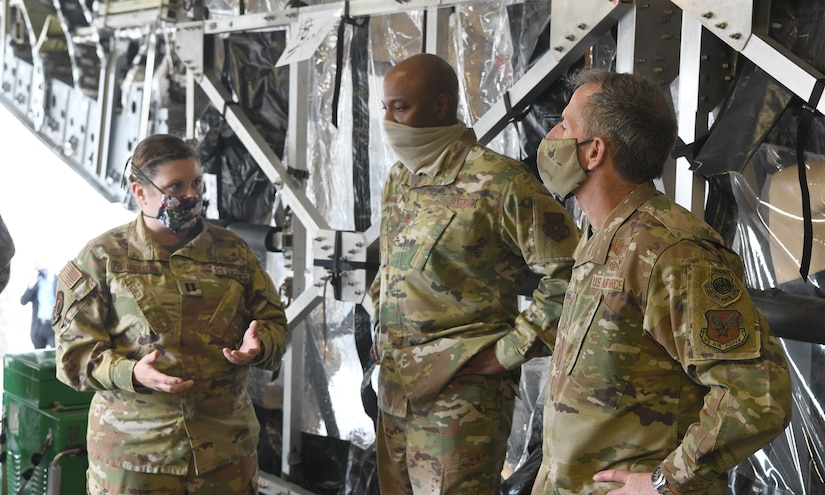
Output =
[{"x1": 651, "y1": 466, "x2": 674, "y2": 495}]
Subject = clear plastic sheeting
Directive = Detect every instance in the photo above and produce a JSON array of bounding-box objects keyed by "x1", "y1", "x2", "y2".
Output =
[
  {"x1": 720, "y1": 147, "x2": 825, "y2": 493},
  {"x1": 729, "y1": 338, "x2": 825, "y2": 494}
]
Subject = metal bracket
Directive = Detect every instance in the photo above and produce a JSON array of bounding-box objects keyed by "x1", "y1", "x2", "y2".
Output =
[
  {"x1": 174, "y1": 21, "x2": 204, "y2": 80},
  {"x1": 671, "y1": 0, "x2": 753, "y2": 52},
  {"x1": 312, "y1": 229, "x2": 373, "y2": 304}
]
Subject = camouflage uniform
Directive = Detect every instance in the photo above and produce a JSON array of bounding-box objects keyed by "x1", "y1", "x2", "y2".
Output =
[
  {"x1": 372, "y1": 128, "x2": 579, "y2": 494},
  {"x1": 532, "y1": 183, "x2": 792, "y2": 495},
  {"x1": 0, "y1": 215, "x2": 14, "y2": 293},
  {"x1": 52, "y1": 216, "x2": 287, "y2": 486}
]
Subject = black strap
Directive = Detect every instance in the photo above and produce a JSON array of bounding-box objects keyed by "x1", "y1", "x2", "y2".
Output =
[
  {"x1": 670, "y1": 134, "x2": 709, "y2": 162},
  {"x1": 331, "y1": 2, "x2": 351, "y2": 128},
  {"x1": 795, "y1": 78, "x2": 825, "y2": 281},
  {"x1": 503, "y1": 91, "x2": 530, "y2": 124}
]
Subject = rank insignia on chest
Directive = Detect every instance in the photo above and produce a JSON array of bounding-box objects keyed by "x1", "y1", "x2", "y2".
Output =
[
  {"x1": 700, "y1": 309, "x2": 748, "y2": 352},
  {"x1": 542, "y1": 212, "x2": 571, "y2": 241},
  {"x1": 702, "y1": 268, "x2": 741, "y2": 306},
  {"x1": 178, "y1": 279, "x2": 203, "y2": 296}
]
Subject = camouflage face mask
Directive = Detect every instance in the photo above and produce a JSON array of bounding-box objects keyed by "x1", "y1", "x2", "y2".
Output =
[
  {"x1": 133, "y1": 166, "x2": 204, "y2": 234},
  {"x1": 536, "y1": 137, "x2": 593, "y2": 200},
  {"x1": 152, "y1": 193, "x2": 204, "y2": 233}
]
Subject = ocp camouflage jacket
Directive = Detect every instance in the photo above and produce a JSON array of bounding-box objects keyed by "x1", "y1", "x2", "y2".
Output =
[{"x1": 54, "y1": 216, "x2": 287, "y2": 475}]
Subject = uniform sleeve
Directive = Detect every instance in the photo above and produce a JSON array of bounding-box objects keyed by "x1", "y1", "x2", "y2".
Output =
[
  {"x1": 646, "y1": 241, "x2": 792, "y2": 494},
  {"x1": 53, "y1": 251, "x2": 137, "y2": 392},
  {"x1": 0, "y1": 215, "x2": 14, "y2": 294},
  {"x1": 495, "y1": 172, "x2": 579, "y2": 370},
  {"x1": 244, "y1": 244, "x2": 288, "y2": 371}
]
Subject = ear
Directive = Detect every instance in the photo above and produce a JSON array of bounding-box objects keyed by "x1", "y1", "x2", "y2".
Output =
[
  {"x1": 130, "y1": 181, "x2": 148, "y2": 207},
  {"x1": 582, "y1": 137, "x2": 607, "y2": 171},
  {"x1": 435, "y1": 93, "x2": 452, "y2": 122}
]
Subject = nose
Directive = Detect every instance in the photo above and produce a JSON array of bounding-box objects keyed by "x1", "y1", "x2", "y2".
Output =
[
  {"x1": 383, "y1": 106, "x2": 395, "y2": 123},
  {"x1": 545, "y1": 122, "x2": 563, "y2": 139},
  {"x1": 185, "y1": 184, "x2": 202, "y2": 198}
]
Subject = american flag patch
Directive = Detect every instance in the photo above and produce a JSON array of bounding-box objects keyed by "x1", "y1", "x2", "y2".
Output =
[{"x1": 58, "y1": 263, "x2": 83, "y2": 288}]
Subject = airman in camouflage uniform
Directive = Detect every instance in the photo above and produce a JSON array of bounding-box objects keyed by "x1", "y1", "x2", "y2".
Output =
[
  {"x1": 531, "y1": 69, "x2": 792, "y2": 495},
  {"x1": 373, "y1": 54, "x2": 579, "y2": 495},
  {"x1": 53, "y1": 134, "x2": 287, "y2": 494}
]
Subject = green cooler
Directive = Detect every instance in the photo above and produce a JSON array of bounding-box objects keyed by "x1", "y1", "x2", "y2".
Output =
[{"x1": 2, "y1": 349, "x2": 93, "y2": 495}]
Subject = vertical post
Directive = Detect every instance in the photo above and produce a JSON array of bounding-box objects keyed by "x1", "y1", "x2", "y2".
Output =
[
  {"x1": 615, "y1": 3, "x2": 637, "y2": 74},
  {"x1": 424, "y1": 6, "x2": 451, "y2": 58},
  {"x1": 675, "y1": 12, "x2": 707, "y2": 215},
  {"x1": 281, "y1": 54, "x2": 311, "y2": 479}
]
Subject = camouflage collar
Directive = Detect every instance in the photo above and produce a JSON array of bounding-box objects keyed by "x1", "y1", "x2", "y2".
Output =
[
  {"x1": 128, "y1": 215, "x2": 214, "y2": 263},
  {"x1": 578, "y1": 182, "x2": 659, "y2": 265}
]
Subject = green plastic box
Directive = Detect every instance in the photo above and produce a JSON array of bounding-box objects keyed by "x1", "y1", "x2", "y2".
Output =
[
  {"x1": 1, "y1": 393, "x2": 89, "y2": 495},
  {"x1": 3, "y1": 349, "x2": 93, "y2": 409}
]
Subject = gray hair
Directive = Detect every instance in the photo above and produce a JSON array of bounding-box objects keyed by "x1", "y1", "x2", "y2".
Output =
[{"x1": 566, "y1": 69, "x2": 677, "y2": 182}]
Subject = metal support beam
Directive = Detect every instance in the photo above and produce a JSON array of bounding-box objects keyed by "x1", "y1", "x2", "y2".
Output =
[
  {"x1": 196, "y1": 71, "x2": 330, "y2": 236},
  {"x1": 280, "y1": 53, "x2": 313, "y2": 479},
  {"x1": 675, "y1": 12, "x2": 707, "y2": 216},
  {"x1": 138, "y1": 24, "x2": 158, "y2": 141},
  {"x1": 474, "y1": 1, "x2": 632, "y2": 143},
  {"x1": 424, "y1": 6, "x2": 451, "y2": 58},
  {"x1": 740, "y1": 35, "x2": 825, "y2": 114},
  {"x1": 201, "y1": 0, "x2": 476, "y2": 36}
]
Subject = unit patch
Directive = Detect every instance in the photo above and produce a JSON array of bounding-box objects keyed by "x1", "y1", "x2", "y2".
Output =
[
  {"x1": 700, "y1": 309, "x2": 748, "y2": 352},
  {"x1": 702, "y1": 268, "x2": 741, "y2": 306},
  {"x1": 610, "y1": 237, "x2": 632, "y2": 258},
  {"x1": 543, "y1": 212, "x2": 571, "y2": 241},
  {"x1": 52, "y1": 291, "x2": 64, "y2": 327}
]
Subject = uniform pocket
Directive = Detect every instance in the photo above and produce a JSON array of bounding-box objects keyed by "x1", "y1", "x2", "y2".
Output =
[
  {"x1": 203, "y1": 277, "x2": 244, "y2": 341},
  {"x1": 566, "y1": 297, "x2": 644, "y2": 408},
  {"x1": 407, "y1": 206, "x2": 455, "y2": 270}
]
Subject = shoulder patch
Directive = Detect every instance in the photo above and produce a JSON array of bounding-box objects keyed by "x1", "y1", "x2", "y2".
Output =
[
  {"x1": 58, "y1": 263, "x2": 83, "y2": 289},
  {"x1": 51, "y1": 291, "x2": 65, "y2": 327},
  {"x1": 702, "y1": 267, "x2": 741, "y2": 306},
  {"x1": 688, "y1": 263, "x2": 761, "y2": 361},
  {"x1": 700, "y1": 310, "x2": 748, "y2": 352},
  {"x1": 542, "y1": 211, "x2": 571, "y2": 241}
]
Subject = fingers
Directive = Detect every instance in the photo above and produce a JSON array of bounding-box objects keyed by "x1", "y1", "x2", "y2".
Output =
[
  {"x1": 593, "y1": 469, "x2": 628, "y2": 483},
  {"x1": 164, "y1": 378, "x2": 195, "y2": 393},
  {"x1": 133, "y1": 350, "x2": 194, "y2": 393},
  {"x1": 222, "y1": 347, "x2": 257, "y2": 364},
  {"x1": 138, "y1": 349, "x2": 161, "y2": 365},
  {"x1": 247, "y1": 320, "x2": 259, "y2": 339}
]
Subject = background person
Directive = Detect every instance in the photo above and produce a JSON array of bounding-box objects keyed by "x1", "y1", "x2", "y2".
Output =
[
  {"x1": 20, "y1": 263, "x2": 57, "y2": 349},
  {"x1": 371, "y1": 53, "x2": 579, "y2": 495},
  {"x1": 530, "y1": 68, "x2": 792, "y2": 495},
  {"x1": 53, "y1": 133, "x2": 288, "y2": 495}
]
